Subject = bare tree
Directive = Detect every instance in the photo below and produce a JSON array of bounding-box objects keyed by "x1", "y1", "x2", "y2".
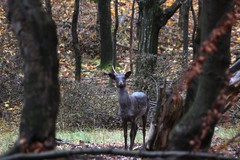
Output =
[
  {"x1": 44, "y1": 0, "x2": 52, "y2": 17},
  {"x1": 169, "y1": 0, "x2": 234, "y2": 151},
  {"x1": 7, "y1": 0, "x2": 59, "y2": 153},
  {"x1": 98, "y1": 0, "x2": 113, "y2": 68},
  {"x1": 182, "y1": 0, "x2": 191, "y2": 69},
  {"x1": 129, "y1": 0, "x2": 136, "y2": 73},
  {"x1": 72, "y1": 0, "x2": 82, "y2": 82}
]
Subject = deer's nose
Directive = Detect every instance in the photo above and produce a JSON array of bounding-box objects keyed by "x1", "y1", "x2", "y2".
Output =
[{"x1": 118, "y1": 81, "x2": 125, "y2": 88}]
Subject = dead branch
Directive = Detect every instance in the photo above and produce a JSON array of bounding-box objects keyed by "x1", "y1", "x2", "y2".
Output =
[
  {"x1": 1, "y1": 149, "x2": 238, "y2": 160},
  {"x1": 116, "y1": 42, "x2": 138, "y2": 51}
]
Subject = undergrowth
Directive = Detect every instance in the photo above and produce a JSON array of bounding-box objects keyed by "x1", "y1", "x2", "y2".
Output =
[
  {"x1": 0, "y1": 125, "x2": 238, "y2": 154},
  {"x1": 56, "y1": 128, "x2": 144, "y2": 145}
]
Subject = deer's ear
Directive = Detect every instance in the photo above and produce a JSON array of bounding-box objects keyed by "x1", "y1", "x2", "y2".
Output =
[
  {"x1": 108, "y1": 73, "x2": 116, "y2": 80},
  {"x1": 125, "y1": 71, "x2": 132, "y2": 79}
]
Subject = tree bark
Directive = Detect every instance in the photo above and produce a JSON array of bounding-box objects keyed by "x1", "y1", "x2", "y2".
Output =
[
  {"x1": 98, "y1": 0, "x2": 113, "y2": 68},
  {"x1": 192, "y1": 0, "x2": 202, "y2": 59},
  {"x1": 112, "y1": 0, "x2": 118, "y2": 70},
  {"x1": 137, "y1": 0, "x2": 185, "y2": 55},
  {"x1": 147, "y1": 87, "x2": 183, "y2": 150},
  {"x1": 137, "y1": 0, "x2": 161, "y2": 56},
  {"x1": 168, "y1": 0, "x2": 233, "y2": 151},
  {"x1": 135, "y1": 0, "x2": 184, "y2": 110},
  {"x1": 183, "y1": 0, "x2": 202, "y2": 113},
  {"x1": 44, "y1": 0, "x2": 52, "y2": 17},
  {"x1": 129, "y1": 0, "x2": 135, "y2": 73},
  {"x1": 72, "y1": 0, "x2": 81, "y2": 82},
  {"x1": 136, "y1": 0, "x2": 184, "y2": 76},
  {"x1": 108, "y1": 0, "x2": 119, "y2": 87},
  {"x1": 182, "y1": 0, "x2": 190, "y2": 69},
  {"x1": 135, "y1": 1, "x2": 186, "y2": 147},
  {"x1": 7, "y1": 0, "x2": 59, "y2": 153}
]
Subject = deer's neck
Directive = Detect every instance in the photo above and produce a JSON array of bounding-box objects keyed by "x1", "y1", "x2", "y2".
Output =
[{"x1": 118, "y1": 87, "x2": 131, "y2": 107}]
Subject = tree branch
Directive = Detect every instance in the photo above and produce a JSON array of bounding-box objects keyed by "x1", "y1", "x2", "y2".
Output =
[
  {"x1": 162, "y1": 0, "x2": 186, "y2": 24},
  {"x1": 1, "y1": 149, "x2": 238, "y2": 160},
  {"x1": 159, "y1": 0, "x2": 167, "y2": 6},
  {"x1": 229, "y1": 59, "x2": 240, "y2": 73}
]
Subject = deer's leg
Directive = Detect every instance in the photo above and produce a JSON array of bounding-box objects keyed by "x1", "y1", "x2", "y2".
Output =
[
  {"x1": 130, "y1": 120, "x2": 137, "y2": 150},
  {"x1": 142, "y1": 114, "x2": 147, "y2": 147},
  {"x1": 122, "y1": 121, "x2": 128, "y2": 150},
  {"x1": 134, "y1": 123, "x2": 138, "y2": 139}
]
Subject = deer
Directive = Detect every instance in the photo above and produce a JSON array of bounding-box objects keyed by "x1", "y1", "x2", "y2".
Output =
[{"x1": 107, "y1": 67, "x2": 150, "y2": 150}]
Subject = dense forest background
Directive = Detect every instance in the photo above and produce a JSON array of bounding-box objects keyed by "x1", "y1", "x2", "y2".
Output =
[
  {"x1": 0, "y1": 0, "x2": 190, "y2": 131},
  {"x1": 0, "y1": 0, "x2": 240, "y2": 159}
]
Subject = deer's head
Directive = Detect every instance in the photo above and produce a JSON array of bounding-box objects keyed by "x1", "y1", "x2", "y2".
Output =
[{"x1": 108, "y1": 71, "x2": 131, "y2": 88}]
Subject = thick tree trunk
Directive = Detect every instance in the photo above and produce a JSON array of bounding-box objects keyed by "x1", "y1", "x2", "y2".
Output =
[
  {"x1": 135, "y1": 1, "x2": 185, "y2": 148},
  {"x1": 184, "y1": 0, "x2": 202, "y2": 113},
  {"x1": 137, "y1": 2, "x2": 161, "y2": 55},
  {"x1": 136, "y1": 0, "x2": 161, "y2": 77},
  {"x1": 8, "y1": 0, "x2": 59, "y2": 153},
  {"x1": 168, "y1": 0, "x2": 233, "y2": 151},
  {"x1": 98, "y1": 0, "x2": 113, "y2": 68},
  {"x1": 136, "y1": 0, "x2": 184, "y2": 76},
  {"x1": 44, "y1": 0, "x2": 52, "y2": 17},
  {"x1": 72, "y1": 0, "x2": 81, "y2": 82},
  {"x1": 137, "y1": 0, "x2": 185, "y2": 56}
]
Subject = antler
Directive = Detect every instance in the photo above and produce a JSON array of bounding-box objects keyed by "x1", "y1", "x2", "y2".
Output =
[
  {"x1": 123, "y1": 64, "x2": 127, "y2": 73},
  {"x1": 112, "y1": 65, "x2": 117, "y2": 74},
  {"x1": 112, "y1": 64, "x2": 128, "y2": 73}
]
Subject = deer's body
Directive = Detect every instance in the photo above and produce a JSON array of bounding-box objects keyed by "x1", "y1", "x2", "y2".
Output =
[
  {"x1": 108, "y1": 71, "x2": 149, "y2": 150},
  {"x1": 118, "y1": 90, "x2": 148, "y2": 120}
]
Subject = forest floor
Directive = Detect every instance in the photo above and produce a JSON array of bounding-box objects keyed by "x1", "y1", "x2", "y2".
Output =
[
  {"x1": 55, "y1": 123, "x2": 239, "y2": 159},
  {"x1": 0, "y1": 124, "x2": 239, "y2": 159}
]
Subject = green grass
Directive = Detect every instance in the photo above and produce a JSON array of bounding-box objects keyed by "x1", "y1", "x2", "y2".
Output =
[
  {"x1": 0, "y1": 125, "x2": 239, "y2": 154},
  {"x1": 56, "y1": 128, "x2": 144, "y2": 145},
  {"x1": 0, "y1": 130, "x2": 18, "y2": 154},
  {"x1": 214, "y1": 125, "x2": 239, "y2": 139}
]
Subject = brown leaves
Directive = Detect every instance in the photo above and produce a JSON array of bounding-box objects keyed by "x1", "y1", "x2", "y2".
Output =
[{"x1": 19, "y1": 139, "x2": 55, "y2": 153}]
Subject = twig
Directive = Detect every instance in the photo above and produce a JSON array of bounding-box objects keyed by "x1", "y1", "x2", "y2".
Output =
[
  {"x1": 1, "y1": 149, "x2": 238, "y2": 160},
  {"x1": 116, "y1": 43, "x2": 138, "y2": 51},
  {"x1": 56, "y1": 139, "x2": 81, "y2": 147}
]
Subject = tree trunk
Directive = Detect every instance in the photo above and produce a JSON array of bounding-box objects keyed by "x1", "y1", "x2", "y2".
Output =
[
  {"x1": 112, "y1": 0, "x2": 118, "y2": 69},
  {"x1": 147, "y1": 87, "x2": 183, "y2": 150},
  {"x1": 7, "y1": 0, "x2": 59, "y2": 153},
  {"x1": 137, "y1": 1, "x2": 161, "y2": 56},
  {"x1": 135, "y1": 1, "x2": 185, "y2": 148},
  {"x1": 193, "y1": 0, "x2": 202, "y2": 59},
  {"x1": 98, "y1": 0, "x2": 113, "y2": 68},
  {"x1": 135, "y1": 0, "x2": 184, "y2": 102},
  {"x1": 184, "y1": 0, "x2": 202, "y2": 113},
  {"x1": 44, "y1": 0, "x2": 52, "y2": 17},
  {"x1": 178, "y1": 4, "x2": 184, "y2": 29},
  {"x1": 182, "y1": 0, "x2": 190, "y2": 69},
  {"x1": 109, "y1": 0, "x2": 119, "y2": 87},
  {"x1": 137, "y1": 0, "x2": 184, "y2": 54},
  {"x1": 129, "y1": 0, "x2": 136, "y2": 73},
  {"x1": 168, "y1": 0, "x2": 233, "y2": 151},
  {"x1": 72, "y1": 0, "x2": 81, "y2": 82}
]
